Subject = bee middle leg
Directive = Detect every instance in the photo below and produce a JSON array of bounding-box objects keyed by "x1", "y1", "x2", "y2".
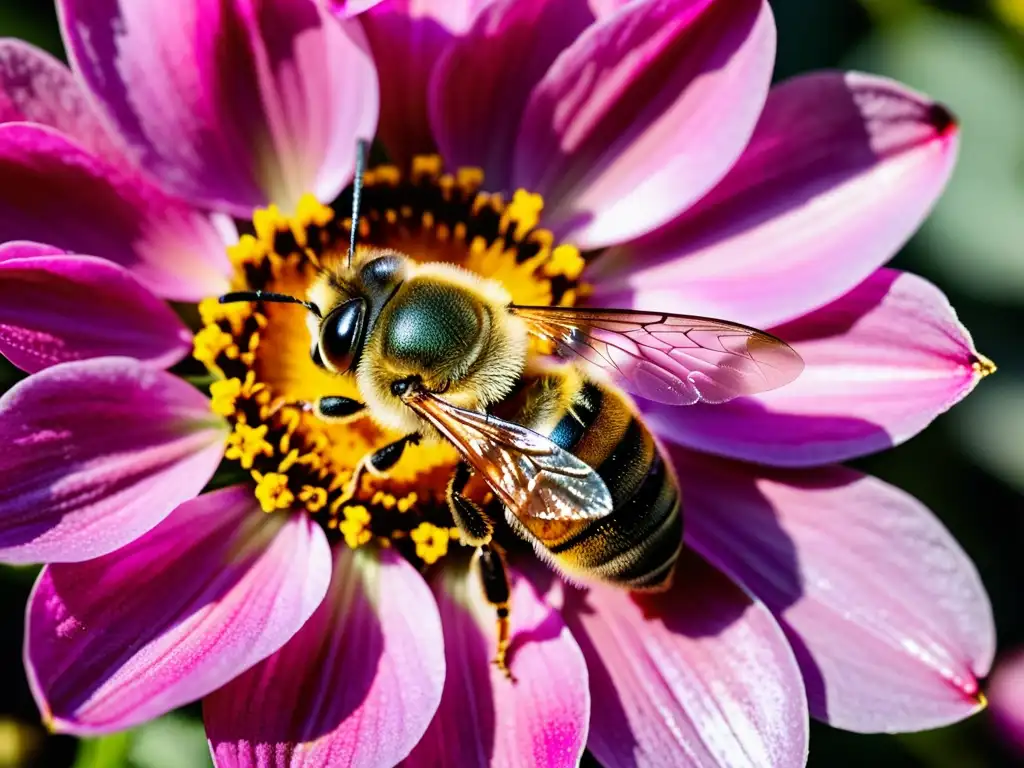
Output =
[
  {"x1": 337, "y1": 431, "x2": 421, "y2": 504},
  {"x1": 446, "y1": 462, "x2": 515, "y2": 681},
  {"x1": 267, "y1": 394, "x2": 366, "y2": 421}
]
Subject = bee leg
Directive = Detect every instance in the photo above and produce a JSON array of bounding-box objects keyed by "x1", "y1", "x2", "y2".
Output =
[
  {"x1": 446, "y1": 462, "x2": 493, "y2": 547},
  {"x1": 266, "y1": 397, "x2": 314, "y2": 418},
  {"x1": 337, "y1": 432, "x2": 421, "y2": 504},
  {"x1": 314, "y1": 396, "x2": 366, "y2": 421},
  {"x1": 477, "y1": 544, "x2": 516, "y2": 682}
]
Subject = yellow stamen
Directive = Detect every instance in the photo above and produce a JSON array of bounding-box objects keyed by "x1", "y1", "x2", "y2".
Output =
[
  {"x1": 543, "y1": 244, "x2": 586, "y2": 281},
  {"x1": 973, "y1": 354, "x2": 997, "y2": 378},
  {"x1": 502, "y1": 189, "x2": 545, "y2": 240},
  {"x1": 210, "y1": 378, "x2": 244, "y2": 417},
  {"x1": 411, "y1": 522, "x2": 450, "y2": 565},
  {"x1": 225, "y1": 423, "x2": 274, "y2": 470},
  {"x1": 193, "y1": 325, "x2": 236, "y2": 375},
  {"x1": 339, "y1": 505, "x2": 373, "y2": 548},
  {"x1": 253, "y1": 471, "x2": 295, "y2": 513}
]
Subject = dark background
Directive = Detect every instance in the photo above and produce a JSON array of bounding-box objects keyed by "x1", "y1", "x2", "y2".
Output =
[{"x1": 0, "y1": 0, "x2": 1022, "y2": 765}]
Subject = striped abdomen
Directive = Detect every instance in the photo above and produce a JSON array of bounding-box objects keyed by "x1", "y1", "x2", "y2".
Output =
[{"x1": 515, "y1": 371, "x2": 683, "y2": 591}]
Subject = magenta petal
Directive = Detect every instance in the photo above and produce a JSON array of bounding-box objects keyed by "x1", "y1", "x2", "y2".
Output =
[
  {"x1": 429, "y1": 0, "x2": 617, "y2": 190},
  {"x1": 590, "y1": 72, "x2": 960, "y2": 328},
  {"x1": 512, "y1": 0, "x2": 775, "y2": 248},
  {"x1": 26, "y1": 485, "x2": 331, "y2": 735},
  {"x1": 0, "y1": 39, "x2": 122, "y2": 159},
  {"x1": 405, "y1": 563, "x2": 589, "y2": 767},
  {"x1": 0, "y1": 249, "x2": 192, "y2": 372},
  {"x1": 0, "y1": 240, "x2": 64, "y2": 264},
  {"x1": 645, "y1": 268, "x2": 985, "y2": 467},
  {"x1": 564, "y1": 553, "x2": 808, "y2": 767},
  {"x1": 677, "y1": 449, "x2": 995, "y2": 732},
  {"x1": 59, "y1": 0, "x2": 378, "y2": 215},
  {"x1": 360, "y1": 0, "x2": 485, "y2": 165},
  {"x1": 205, "y1": 545, "x2": 444, "y2": 768},
  {"x1": 0, "y1": 358, "x2": 228, "y2": 564},
  {"x1": 0, "y1": 123, "x2": 230, "y2": 301}
]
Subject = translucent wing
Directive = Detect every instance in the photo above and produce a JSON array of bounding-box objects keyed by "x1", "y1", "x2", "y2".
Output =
[
  {"x1": 511, "y1": 305, "x2": 804, "y2": 406},
  {"x1": 402, "y1": 389, "x2": 613, "y2": 523}
]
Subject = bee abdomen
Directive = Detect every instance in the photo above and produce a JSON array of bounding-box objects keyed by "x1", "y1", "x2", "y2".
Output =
[{"x1": 544, "y1": 379, "x2": 683, "y2": 591}]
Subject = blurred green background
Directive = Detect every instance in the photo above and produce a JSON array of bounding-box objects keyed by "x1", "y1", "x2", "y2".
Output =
[{"x1": 0, "y1": 0, "x2": 1022, "y2": 765}]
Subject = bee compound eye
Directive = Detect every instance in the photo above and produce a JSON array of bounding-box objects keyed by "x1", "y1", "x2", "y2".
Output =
[
  {"x1": 319, "y1": 298, "x2": 366, "y2": 373},
  {"x1": 310, "y1": 339, "x2": 325, "y2": 368}
]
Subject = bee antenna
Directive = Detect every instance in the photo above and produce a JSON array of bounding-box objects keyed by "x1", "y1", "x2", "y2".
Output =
[
  {"x1": 219, "y1": 290, "x2": 322, "y2": 318},
  {"x1": 347, "y1": 138, "x2": 369, "y2": 269}
]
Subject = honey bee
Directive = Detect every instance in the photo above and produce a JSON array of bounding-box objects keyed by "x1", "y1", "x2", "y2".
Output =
[{"x1": 221, "y1": 142, "x2": 804, "y2": 676}]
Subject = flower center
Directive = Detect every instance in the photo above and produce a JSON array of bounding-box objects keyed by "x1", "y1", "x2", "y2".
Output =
[{"x1": 194, "y1": 157, "x2": 587, "y2": 568}]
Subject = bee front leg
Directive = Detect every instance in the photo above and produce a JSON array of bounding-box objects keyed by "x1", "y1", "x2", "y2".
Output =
[
  {"x1": 338, "y1": 432, "x2": 420, "y2": 504},
  {"x1": 268, "y1": 395, "x2": 366, "y2": 420},
  {"x1": 315, "y1": 396, "x2": 366, "y2": 421}
]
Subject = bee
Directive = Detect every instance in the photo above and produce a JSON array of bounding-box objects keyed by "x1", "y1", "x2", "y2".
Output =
[{"x1": 221, "y1": 141, "x2": 804, "y2": 676}]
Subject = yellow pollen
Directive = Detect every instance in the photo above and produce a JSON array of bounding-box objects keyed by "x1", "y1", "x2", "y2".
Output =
[
  {"x1": 299, "y1": 485, "x2": 329, "y2": 512},
  {"x1": 411, "y1": 522, "x2": 450, "y2": 565},
  {"x1": 253, "y1": 471, "x2": 295, "y2": 513},
  {"x1": 502, "y1": 189, "x2": 545, "y2": 240},
  {"x1": 225, "y1": 423, "x2": 274, "y2": 470},
  {"x1": 195, "y1": 155, "x2": 589, "y2": 568},
  {"x1": 252, "y1": 204, "x2": 291, "y2": 243},
  {"x1": 227, "y1": 234, "x2": 268, "y2": 272},
  {"x1": 973, "y1": 354, "x2": 997, "y2": 378},
  {"x1": 293, "y1": 193, "x2": 334, "y2": 247},
  {"x1": 193, "y1": 325, "x2": 237, "y2": 376},
  {"x1": 199, "y1": 297, "x2": 251, "y2": 336},
  {"x1": 210, "y1": 378, "x2": 244, "y2": 417},
  {"x1": 339, "y1": 505, "x2": 373, "y2": 549},
  {"x1": 543, "y1": 244, "x2": 586, "y2": 281}
]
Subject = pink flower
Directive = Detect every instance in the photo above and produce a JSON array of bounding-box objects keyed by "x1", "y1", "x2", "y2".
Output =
[{"x1": 0, "y1": 0, "x2": 997, "y2": 766}]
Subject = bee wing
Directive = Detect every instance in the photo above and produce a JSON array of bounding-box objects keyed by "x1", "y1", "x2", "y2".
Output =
[
  {"x1": 510, "y1": 305, "x2": 804, "y2": 406},
  {"x1": 403, "y1": 390, "x2": 613, "y2": 523}
]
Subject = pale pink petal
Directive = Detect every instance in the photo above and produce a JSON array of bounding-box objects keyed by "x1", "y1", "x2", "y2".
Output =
[
  {"x1": 59, "y1": 0, "x2": 378, "y2": 215},
  {"x1": 512, "y1": 0, "x2": 775, "y2": 248},
  {"x1": 0, "y1": 39, "x2": 122, "y2": 159},
  {"x1": 989, "y1": 652, "x2": 1024, "y2": 755},
  {"x1": 360, "y1": 0, "x2": 488, "y2": 165},
  {"x1": 644, "y1": 269, "x2": 987, "y2": 467},
  {"x1": 0, "y1": 123, "x2": 230, "y2": 301},
  {"x1": 677, "y1": 449, "x2": 995, "y2": 732},
  {"x1": 330, "y1": 0, "x2": 388, "y2": 16},
  {"x1": 563, "y1": 553, "x2": 808, "y2": 767},
  {"x1": 429, "y1": 0, "x2": 621, "y2": 189},
  {"x1": 26, "y1": 485, "x2": 331, "y2": 735},
  {"x1": 0, "y1": 249, "x2": 192, "y2": 372},
  {"x1": 590, "y1": 72, "x2": 960, "y2": 328},
  {"x1": 0, "y1": 358, "x2": 228, "y2": 564},
  {"x1": 205, "y1": 545, "x2": 444, "y2": 768},
  {"x1": 405, "y1": 562, "x2": 589, "y2": 768}
]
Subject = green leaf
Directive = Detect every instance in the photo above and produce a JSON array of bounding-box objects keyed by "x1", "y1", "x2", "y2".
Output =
[
  {"x1": 73, "y1": 733, "x2": 133, "y2": 768},
  {"x1": 129, "y1": 714, "x2": 212, "y2": 768}
]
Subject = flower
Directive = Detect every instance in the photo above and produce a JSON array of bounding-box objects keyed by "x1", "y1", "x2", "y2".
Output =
[{"x1": 0, "y1": 1, "x2": 998, "y2": 767}]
